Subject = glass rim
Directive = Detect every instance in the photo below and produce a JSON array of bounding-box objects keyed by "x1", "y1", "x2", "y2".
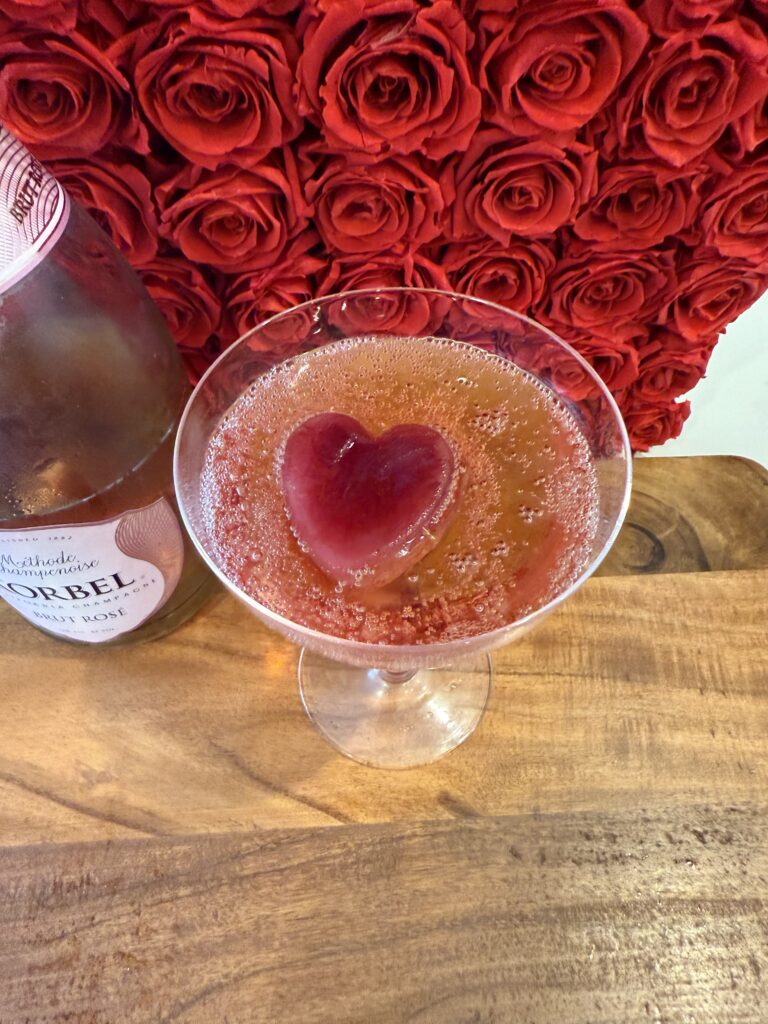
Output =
[{"x1": 174, "y1": 286, "x2": 633, "y2": 656}]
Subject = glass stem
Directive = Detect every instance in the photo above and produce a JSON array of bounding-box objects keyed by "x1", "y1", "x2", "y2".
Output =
[{"x1": 378, "y1": 669, "x2": 417, "y2": 685}]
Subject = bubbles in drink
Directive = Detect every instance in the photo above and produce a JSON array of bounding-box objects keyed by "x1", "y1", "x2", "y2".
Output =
[{"x1": 200, "y1": 335, "x2": 601, "y2": 644}]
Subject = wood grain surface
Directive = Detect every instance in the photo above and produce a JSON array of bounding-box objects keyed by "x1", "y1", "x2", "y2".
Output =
[
  {"x1": 0, "y1": 567, "x2": 766, "y2": 845},
  {"x1": 1, "y1": 454, "x2": 767, "y2": 1024},
  {"x1": 1, "y1": 803, "x2": 766, "y2": 1023},
  {"x1": 598, "y1": 455, "x2": 768, "y2": 576}
]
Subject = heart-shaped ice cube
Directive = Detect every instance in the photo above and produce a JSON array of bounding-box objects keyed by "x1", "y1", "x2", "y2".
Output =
[{"x1": 279, "y1": 413, "x2": 459, "y2": 587}]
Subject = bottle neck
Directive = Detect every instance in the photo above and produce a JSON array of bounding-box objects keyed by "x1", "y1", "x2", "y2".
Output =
[{"x1": 0, "y1": 126, "x2": 70, "y2": 295}]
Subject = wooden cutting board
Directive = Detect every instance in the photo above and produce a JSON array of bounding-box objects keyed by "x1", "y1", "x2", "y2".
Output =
[
  {"x1": 0, "y1": 455, "x2": 766, "y2": 1023},
  {"x1": 598, "y1": 454, "x2": 768, "y2": 575},
  {"x1": 0, "y1": 567, "x2": 766, "y2": 846},
  {"x1": 1, "y1": 803, "x2": 765, "y2": 1024}
]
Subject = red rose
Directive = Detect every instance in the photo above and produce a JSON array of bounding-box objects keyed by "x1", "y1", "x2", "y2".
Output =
[
  {"x1": 138, "y1": 253, "x2": 222, "y2": 351},
  {"x1": 149, "y1": 0, "x2": 301, "y2": 14},
  {"x1": 671, "y1": 251, "x2": 768, "y2": 339},
  {"x1": 494, "y1": 327, "x2": 637, "y2": 402},
  {"x1": 123, "y1": 7, "x2": 301, "y2": 169},
  {"x1": 301, "y1": 149, "x2": 451, "y2": 255},
  {"x1": 734, "y1": 93, "x2": 768, "y2": 156},
  {"x1": 317, "y1": 251, "x2": 451, "y2": 335},
  {"x1": 459, "y1": 0, "x2": 518, "y2": 11},
  {"x1": 622, "y1": 394, "x2": 691, "y2": 451},
  {"x1": 140, "y1": 148, "x2": 188, "y2": 189},
  {"x1": 493, "y1": 323, "x2": 636, "y2": 455},
  {"x1": 477, "y1": 0, "x2": 648, "y2": 139},
  {"x1": 78, "y1": 1, "x2": 140, "y2": 47},
  {"x1": 50, "y1": 152, "x2": 159, "y2": 266},
  {"x1": 567, "y1": 333, "x2": 640, "y2": 396},
  {"x1": 701, "y1": 156, "x2": 768, "y2": 263},
  {"x1": 538, "y1": 344, "x2": 607, "y2": 403},
  {"x1": 157, "y1": 156, "x2": 312, "y2": 272},
  {"x1": 0, "y1": 28, "x2": 148, "y2": 159},
  {"x1": 556, "y1": 318, "x2": 650, "y2": 351},
  {"x1": 573, "y1": 163, "x2": 703, "y2": 250},
  {"x1": 443, "y1": 236, "x2": 555, "y2": 318},
  {"x1": 224, "y1": 232, "x2": 325, "y2": 348},
  {"x1": 451, "y1": 131, "x2": 597, "y2": 242},
  {"x1": 613, "y1": 18, "x2": 768, "y2": 167},
  {"x1": 180, "y1": 342, "x2": 219, "y2": 385},
  {"x1": 639, "y1": 0, "x2": 738, "y2": 37},
  {"x1": 0, "y1": 0, "x2": 74, "y2": 30},
  {"x1": 543, "y1": 248, "x2": 676, "y2": 333},
  {"x1": 634, "y1": 327, "x2": 716, "y2": 401},
  {"x1": 297, "y1": 0, "x2": 481, "y2": 159}
]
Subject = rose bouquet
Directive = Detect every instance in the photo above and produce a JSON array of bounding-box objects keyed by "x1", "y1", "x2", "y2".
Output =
[{"x1": 1, "y1": 0, "x2": 767, "y2": 449}]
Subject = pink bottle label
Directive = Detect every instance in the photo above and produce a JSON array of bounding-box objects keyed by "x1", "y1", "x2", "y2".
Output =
[
  {"x1": 0, "y1": 498, "x2": 185, "y2": 643},
  {"x1": 0, "y1": 125, "x2": 69, "y2": 294}
]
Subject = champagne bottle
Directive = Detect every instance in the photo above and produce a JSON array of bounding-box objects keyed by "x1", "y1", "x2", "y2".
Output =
[{"x1": 0, "y1": 125, "x2": 215, "y2": 645}]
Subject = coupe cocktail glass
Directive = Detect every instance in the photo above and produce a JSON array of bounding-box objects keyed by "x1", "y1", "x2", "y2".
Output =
[{"x1": 174, "y1": 288, "x2": 631, "y2": 768}]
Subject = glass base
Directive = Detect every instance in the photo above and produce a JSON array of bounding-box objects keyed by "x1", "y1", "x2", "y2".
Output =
[{"x1": 298, "y1": 649, "x2": 492, "y2": 769}]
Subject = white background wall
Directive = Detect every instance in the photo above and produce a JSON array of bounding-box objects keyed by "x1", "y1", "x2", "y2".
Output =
[{"x1": 648, "y1": 292, "x2": 767, "y2": 468}]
